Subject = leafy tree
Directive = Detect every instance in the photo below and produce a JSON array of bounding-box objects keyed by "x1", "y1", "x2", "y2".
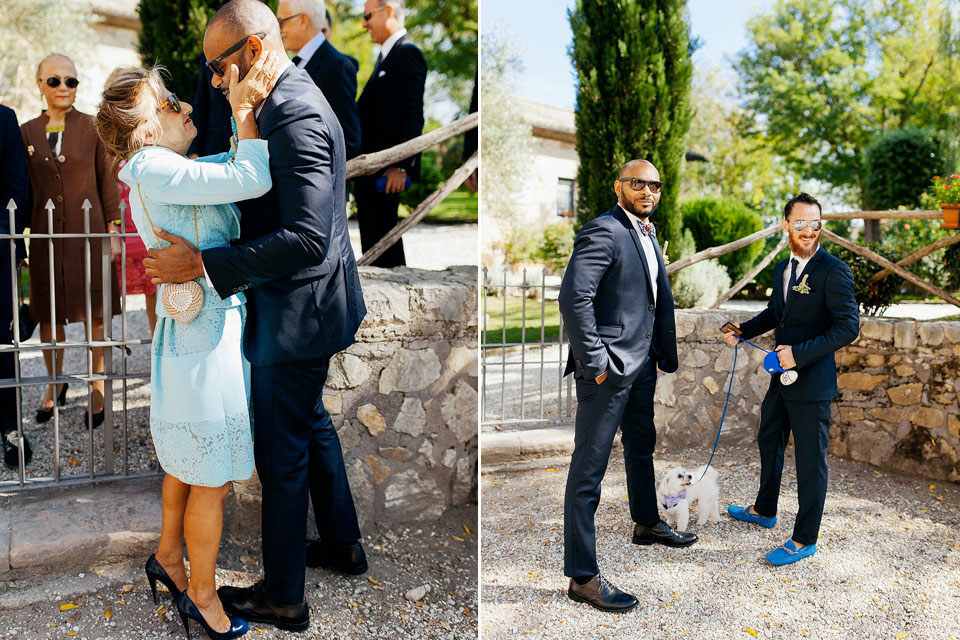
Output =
[
  {"x1": 863, "y1": 128, "x2": 947, "y2": 210},
  {"x1": 0, "y1": 0, "x2": 98, "y2": 118},
  {"x1": 479, "y1": 28, "x2": 533, "y2": 260},
  {"x1": 405, "y1": 0, "x2": 477, "y2": 107},
  {"x1": 735, "y1": 0, "x2": 960, "y2": 239},
  {"x1": 568, "y1": 0, "x2": 693, "y2": 249},
  {"x1": 680, "y1": 197, "x2": 764, "y2": 280}
]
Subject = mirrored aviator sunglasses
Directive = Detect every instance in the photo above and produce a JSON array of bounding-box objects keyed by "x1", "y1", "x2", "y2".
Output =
[
  {"x1": 792, "y1": 220, "x2": 823, "y2": 232},
  {"x1": 157, "y1": 93, "x2": 181, "y2": 114},
  {"x1": 45, "y1": 77, "x2": 79, "y2": 89}
]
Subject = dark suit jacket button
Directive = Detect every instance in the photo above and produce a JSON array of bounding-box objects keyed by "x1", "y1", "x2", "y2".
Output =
[
  {"x1": 648, "y1": 304, "x2": 655, "y2": 311},
  {"x1": 646, "y1": 331, "x2": 652, "y2": 338}
]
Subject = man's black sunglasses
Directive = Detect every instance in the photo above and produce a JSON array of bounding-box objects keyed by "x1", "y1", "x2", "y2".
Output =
[
  {"x1": 618, "y1": 177, "x2": 662, "y2": 193},
  {"x1": 206, "y1": 32, "x2": 266, "y2": 77},
  {"x1": 45, "y1": 76, "x2": 79, "y2": 89}
]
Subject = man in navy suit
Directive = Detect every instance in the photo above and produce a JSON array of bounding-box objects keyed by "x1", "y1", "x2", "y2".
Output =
[
  {"x1": 144, "y1": 0, "x2": 367, "y2": 630},
  {"x1": 276, "y1": 0, "x2": 362, "y2": 160},
  {"x1": 723, "y1": 192, "x2": 859, "y2": 566},
  {"x1": 355, "y1": 0, "x2": 426, "y2": 267},
  {"x1": 558, "y1": 159, "x2": 695, "y2": 613},
  {"x1": 0, "y1": 104, "x2": 30, "y2": 469}
]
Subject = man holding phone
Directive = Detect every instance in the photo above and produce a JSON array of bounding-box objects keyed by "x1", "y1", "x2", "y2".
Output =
[
  {"x1": 721, "y1": 192, "x2": 859, "y2": 566},
  {"x1": 558, "y1": 159, "x2": 692, "y2": 613}
]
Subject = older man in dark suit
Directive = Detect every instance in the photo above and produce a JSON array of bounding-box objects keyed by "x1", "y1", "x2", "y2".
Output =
[
  {"x1": 143, "y1": 0, "x2": 367, "y2": 630},
  {"x1": 723, "y1": 192, "x2": 859, "y2": 566},
  {"x1": 0, "y1": 104, "x2": 30, "y2": 469},
  {"x1": 558, "y1": 159, "x2": 696, "y2": 613},
  {"x1": 276, "y1": 0, "x2": 362, "y2": 160},
  {"x1": 355, "y1": 0, "x2": 426, "y2": 267}
]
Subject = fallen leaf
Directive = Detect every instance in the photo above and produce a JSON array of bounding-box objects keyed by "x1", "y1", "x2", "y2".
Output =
[
  {"x1": 463, "y1": 524, "x2": 472, "y2": 536},
  {"x1": 58, "y1": 603, "x2": 76, "y2": 611},
  {"x1": 66, "y1": 633, "x2": 77, "y2": 637},
  {"x1": 367, "y1": 577, "x2": 381, "y2": 587},
  {"x1": 896, "y1": 635, "x2": 907, "y2": 639},
  {"x1": 546, "y1": 467, "x2": 557, "y2": 472},
  {"x1": 120, "y1": 584, "x2": 134, "y2": 594},
  {"x1": 743, "y1": 629, "x2": 758, "y2": 638},
  {"x1": 452, "y1": 535, "x2": 464, "y2": 542},
  {"x1": 347, "y1": 600, "x2": 357, "y2": 608}
]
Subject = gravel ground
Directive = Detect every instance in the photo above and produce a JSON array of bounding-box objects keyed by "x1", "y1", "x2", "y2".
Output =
[
  {"x1": 0, "y1": 505, "x2": 477, "y2": 640},
  {"x1": 480, "y1": 447, "x2": 960, "y2": 639}
]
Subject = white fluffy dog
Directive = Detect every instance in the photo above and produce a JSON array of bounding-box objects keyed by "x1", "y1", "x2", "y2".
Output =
[{"x1": 657, "y1": 464, "x2": 720, "y2": 531}]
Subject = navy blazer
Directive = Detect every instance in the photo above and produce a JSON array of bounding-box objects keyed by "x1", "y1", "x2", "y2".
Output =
[
  {"x1": 559, "y1": 206, "x2": 678, "y2": 387},
  {"x1": 202, "y1": 66, "x2": 366, "y2": 366},
  {"x1": 739, "y1": 247, "x2": 859, "y2": 401},
  {"x1": 357, "y1": 33, "x2": 426, "y2": 180},
  {"x1": 0, "y1": 105, "x2": 28, "y2": 262},
  {"x1": 303, "y1": 39, "x2": 362, "y2": 160}
]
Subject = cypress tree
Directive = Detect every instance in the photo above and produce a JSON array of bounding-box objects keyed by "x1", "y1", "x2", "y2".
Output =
[
  {"x1": 137, "y1": 0, "x2": 277, "y2": 101},
  {"x1": 569, "y1": 0, "x2": 693, "y2": 250}
]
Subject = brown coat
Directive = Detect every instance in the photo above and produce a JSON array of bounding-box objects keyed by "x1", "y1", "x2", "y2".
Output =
[{"x1": 21, "y1": 108, "x2": 121, "y2": 324}]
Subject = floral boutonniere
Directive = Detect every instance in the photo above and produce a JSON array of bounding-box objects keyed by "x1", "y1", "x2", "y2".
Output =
[{"x1": 792, "y1": 273, "x2": 811, "y2": 295}]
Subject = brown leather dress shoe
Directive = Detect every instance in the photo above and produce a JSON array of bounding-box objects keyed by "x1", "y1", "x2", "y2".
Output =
[
  {"x1": 632, "y1": 520, "x2": 698, "y2": 547},
  {"x1": 217, "y1": 580, "x2": 309, "y2": 632},
  {"x1": 567, "y1": 574, "x2": 639, "y2": 612},
  {"x1": 305, "y1": 540, "x2": 368, "y2": 575}
]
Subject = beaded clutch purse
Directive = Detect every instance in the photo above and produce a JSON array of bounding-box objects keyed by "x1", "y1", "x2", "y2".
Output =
[{"x1": 136, "y1": 184, "x2": 204, "y2": 323}]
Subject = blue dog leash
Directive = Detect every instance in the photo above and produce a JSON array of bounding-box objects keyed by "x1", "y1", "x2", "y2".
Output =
[{"x1": 695, "y1": 335, "x2": 788, "y2": 484}]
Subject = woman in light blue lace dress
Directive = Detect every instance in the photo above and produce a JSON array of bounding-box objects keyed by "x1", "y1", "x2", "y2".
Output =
[{"x1": 96, "y1": 55, "x2": 280, "y2": 640}]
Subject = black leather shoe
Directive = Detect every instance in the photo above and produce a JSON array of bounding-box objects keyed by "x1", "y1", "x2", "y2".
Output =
[
  {"x1": 2, "y1": 429, "x2": 32, "y2": 470},
  {"x1": 305, "y1": 540, "x2": 368, "y2": 575},
  {"x1": 217, "y1": 580, "x2": 309, "y2": 632},
  {"x1": 567, "y1": 574, "x2": 639, "y2": 612},
  {"x1": 632, "y1": 520, "x2": 698, "y2": 548}
]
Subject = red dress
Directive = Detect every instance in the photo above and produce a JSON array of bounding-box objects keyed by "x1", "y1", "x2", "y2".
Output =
[{"x1": 115, "y1": 161, "x2": 156, "y2": 296}]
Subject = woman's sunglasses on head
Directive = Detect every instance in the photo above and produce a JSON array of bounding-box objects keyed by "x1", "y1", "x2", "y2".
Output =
[
  {"x1": 157, "y1": 93, "x2": 181, "y2": 114},
  {"x1": 45, "y1": 77, "x2": 79, "y2": 89}
]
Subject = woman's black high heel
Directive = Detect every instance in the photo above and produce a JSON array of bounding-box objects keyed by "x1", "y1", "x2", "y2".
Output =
[
  {"x1": 145, "y1": 554, "x2": 183, "y2": 604},
  {"x1": 177, "y1": 590, "x2": 249, "y2": 640},
  {"x1": 35, "y1": 383, "x2": 68, "y2": 423}
]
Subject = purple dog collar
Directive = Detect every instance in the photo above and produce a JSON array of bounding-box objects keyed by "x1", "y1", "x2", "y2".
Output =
[{"x1": 662, "y1": 489, "x2": 687, "y2": 510}]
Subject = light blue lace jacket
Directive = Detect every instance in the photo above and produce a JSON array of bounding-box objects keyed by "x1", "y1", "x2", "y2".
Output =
[{"x1": 117, "y1": 139, "x2": 272, "y2": 318}]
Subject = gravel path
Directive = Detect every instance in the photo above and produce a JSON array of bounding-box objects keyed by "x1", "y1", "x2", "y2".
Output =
[
  {"x1": 480, "y1": 447, "x2": 960, "y2": 639},
  {"x1": 347, "y1": 221, "x2": 477, "y2": 271},
  {"x1": 0, "y1": 505, "x2": 477, "y2": 640}
]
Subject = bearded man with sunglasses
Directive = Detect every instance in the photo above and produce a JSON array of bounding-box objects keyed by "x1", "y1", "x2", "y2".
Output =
[
  {"x1": 558, "y1": 159, "x2": 691, "y2": 613},
  {"x1": 143, "y1": 0, "x2": 367, "y2": 631},
  {"x1": 722, "y1": 192, "x2": 859, "y2": 566}
]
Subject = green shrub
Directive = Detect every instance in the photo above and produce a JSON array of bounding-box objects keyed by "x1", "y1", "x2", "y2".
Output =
[
  {"x1": 864, "y1": 129, "x2": 947, "y2": 210},
  {"x1": 536, "y1": 221, "x2": 576, "y2": 274},
  {"x1": 681, "y1": 197, "x2": 764, "y2": 280},
  {"x1": 876, "y1": 219, "x2": 952, "y2": 288},
  {"x1": 672, "y1": 258, "x2": 731, "y2": 309},
  {"x1": 826, "y1": 243, "x2": 901, "y2": 316}
]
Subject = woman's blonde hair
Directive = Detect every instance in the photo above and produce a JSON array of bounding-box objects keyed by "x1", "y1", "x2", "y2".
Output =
[{"x1": 95, "y1": 66, "x2": 168, "y2": 160}]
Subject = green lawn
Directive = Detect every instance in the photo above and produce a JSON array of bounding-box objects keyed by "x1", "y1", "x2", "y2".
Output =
[
  {"x1": 399, "y1": 190, "x2": 478, "y2": 224},
  {"x1": 483, "y1": 295, "x2": 562, "y2": 345}
]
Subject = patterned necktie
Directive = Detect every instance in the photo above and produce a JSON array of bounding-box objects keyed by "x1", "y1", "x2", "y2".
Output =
[{"x1": 786, "y1": 258, "x2": 799, "y2": 302}]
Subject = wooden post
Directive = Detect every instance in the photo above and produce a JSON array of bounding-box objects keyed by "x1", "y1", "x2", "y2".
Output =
[
  {"x1": 821, "y1": 229, "x2": 960, "y2": 308},
  {"x1": 357, "y1": 152, "x2": 479, "y2": 267},
  {"x1": 711, "y1": 236, "x2": 789, "y2": 309},
  {"x1": 666, "y1": 224, "x2": 780, "y2": 275}
]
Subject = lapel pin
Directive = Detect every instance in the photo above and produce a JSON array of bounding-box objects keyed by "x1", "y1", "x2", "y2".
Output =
[
  {"x1": 27, "y1": 145, "x2": 34, "y2": 156},
  {"x1": 57, "y1": 154, "x2": 66, "y2": 163}
]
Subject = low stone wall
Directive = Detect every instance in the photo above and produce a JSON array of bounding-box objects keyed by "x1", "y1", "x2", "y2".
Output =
[
  {"x1": 228, "y1": 266, "x2": 478, "y2": 535},
  {"x1": 659, "y1": 310, "x2": 959, "y2": 483}
]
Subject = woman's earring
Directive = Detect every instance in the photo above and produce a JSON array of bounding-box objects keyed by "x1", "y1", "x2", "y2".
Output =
[{"x1": 40, "y1": 93, "x2": 47, "y2": 110}]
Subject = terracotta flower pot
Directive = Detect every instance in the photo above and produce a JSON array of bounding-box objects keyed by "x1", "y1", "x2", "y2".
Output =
[{"x1": 942, "y1": 204, "x2": 960, "y2": 230}]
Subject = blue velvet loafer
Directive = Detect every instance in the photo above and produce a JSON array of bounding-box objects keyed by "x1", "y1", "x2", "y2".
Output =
[
  {"x1": 765, "y1": 540, "x2": 816, "y2": 566},
  {"x1": 727, "y1": 504, "x2": 776, "y2": 528}
]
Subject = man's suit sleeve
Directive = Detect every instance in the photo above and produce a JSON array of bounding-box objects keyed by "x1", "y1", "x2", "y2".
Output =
[
  {"x1": 201, "y1": 103, "x2": 335, "y2": 298},
  {"x1": 1, "y1": 108, "x2": 29, "y2": 261},
  {"x1": 390, "y1": 45, "x2": 426, "y2": 174},
  {"x1": 791, "y1": 261, "x2": 860, "y2": 367},
  {"x1": 558, "y1": 221, "x2": 614, "y2": 380},
  {"x1": 326, "y1": 56, "x2": 362, "y2": 160}
]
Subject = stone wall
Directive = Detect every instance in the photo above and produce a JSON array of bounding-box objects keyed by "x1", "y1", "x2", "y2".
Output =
[
  {"x1": 659, "y1": 310, "x2": 959, "y2": 483},
  {"x1": 228, "y1": 266, "x2": 478, "y2": 535}
]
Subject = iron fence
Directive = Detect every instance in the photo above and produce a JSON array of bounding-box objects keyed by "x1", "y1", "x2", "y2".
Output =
[
  {"x1": 2, "y1": 198, "x2": 156, "y2": 490},
  {"x1": 480, "y1": 267, "x2": 575, "y2": 429}
]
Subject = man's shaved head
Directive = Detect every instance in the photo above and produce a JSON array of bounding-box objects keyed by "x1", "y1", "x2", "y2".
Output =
[
  {"x1": 208, "y1": 0, "x2": 282, "y2": 46},
  {"x1": 619, "y1": 159, "x2": 655, "y2": 179}
]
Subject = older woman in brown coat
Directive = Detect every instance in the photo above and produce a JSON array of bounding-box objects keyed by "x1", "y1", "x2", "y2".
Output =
[{"x1": 21, "y1": 53, "x2": 120, "y2": 428}]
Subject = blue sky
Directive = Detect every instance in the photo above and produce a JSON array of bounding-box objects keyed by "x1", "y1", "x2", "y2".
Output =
[{"x1": 481, "y1": 0, "x2": 774, "y2": 110}]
